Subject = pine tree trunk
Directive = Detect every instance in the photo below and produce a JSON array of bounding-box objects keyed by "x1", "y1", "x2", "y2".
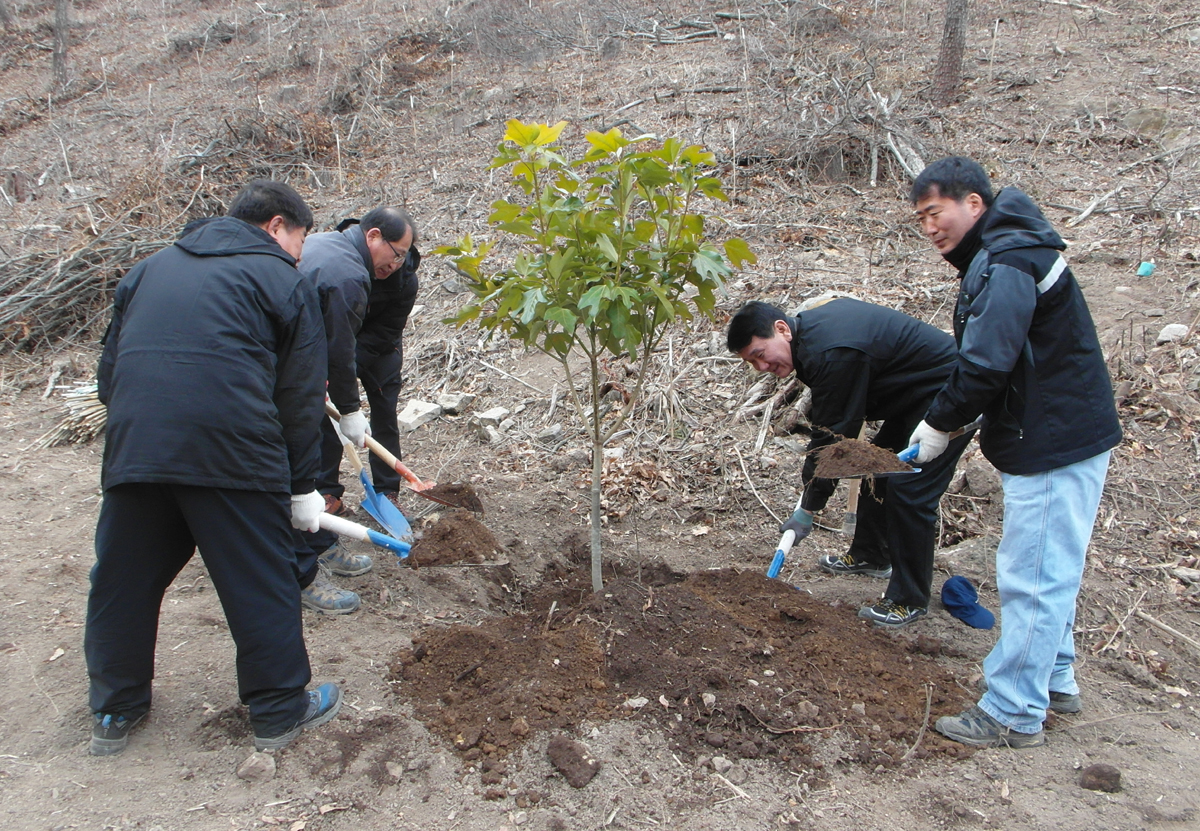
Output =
[
  {"x1": 0, "y1": 1, "x2": 13, "y2": 29},
  {"x1": 52, "y1": 0, "x2": 70, "y2": 91},
  {"x1": 931, "y1": 0, "x2": 969, "y2": 106}
]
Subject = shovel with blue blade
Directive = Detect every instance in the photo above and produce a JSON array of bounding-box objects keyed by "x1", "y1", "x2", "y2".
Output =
[
  {"x1": 317, "y1": 512, "x2": 410, "y2": 559},
  {"x1": 329, "y1": 415, "x2": 414, "y2": 543}
]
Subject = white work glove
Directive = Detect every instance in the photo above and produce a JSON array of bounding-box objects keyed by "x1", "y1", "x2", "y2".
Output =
[
  {"x1": 908, "y1": 420, "x2": 950, "y2": 464},
  {"x1": 337, "y1": 409, "x2": 371, "y2": 448},
  {"x1": 290, "y1": 490, "x2": 324, "y2": 533}
]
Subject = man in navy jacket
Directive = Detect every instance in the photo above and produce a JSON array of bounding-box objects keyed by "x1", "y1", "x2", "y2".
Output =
[
  {"x1": 87, "y1": 180, "x2": 342, "y2": 756},
  {"x1": 295, "y1": 207, "x2": 417, "y2": 614},
  {"x1": 906, "y1": 157, "x2": 1122, "y2": 748},
  {"x1": 728, "y1": 298, "x2": 974, "y2": 627}
]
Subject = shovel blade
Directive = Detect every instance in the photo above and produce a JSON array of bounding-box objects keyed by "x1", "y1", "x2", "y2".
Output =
[{"x1": 359, "y1": 470, "x2": 414, "y2": 542}]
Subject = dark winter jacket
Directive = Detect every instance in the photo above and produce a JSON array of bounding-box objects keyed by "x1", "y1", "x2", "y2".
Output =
[
  {"x1": 297, "y1": 225, "x2": 374, "y2": 414},
  {"x1": 97, "y1": 216, "x2": 327, "y2": 495},
  {"x1": 790, "y1": 298, "x2": 958, "y2": 512},
  {"x1": 357, "y1": 245, "x2": 421, "y2": 367},
  {"x1": 923, "y1": 187, "x2": 1122, "y2": 475}
]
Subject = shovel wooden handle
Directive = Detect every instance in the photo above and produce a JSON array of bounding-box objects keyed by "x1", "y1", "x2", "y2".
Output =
[{"x1": 324, "y1": 401, "x2": 433, "y2": 490}]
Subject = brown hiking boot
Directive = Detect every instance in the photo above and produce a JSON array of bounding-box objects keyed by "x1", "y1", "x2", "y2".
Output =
[{"x1": 323, "y1": 494, "x2": 355, "y2": 518}]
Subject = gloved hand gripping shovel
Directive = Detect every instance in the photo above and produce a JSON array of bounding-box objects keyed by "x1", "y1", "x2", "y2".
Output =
[
  {"x1": 324, "y1": 402, "x2": 481, "y2": 512},
  {"x1": 767, "y1": 495, "x2": 806, "y2": 579},
  {"x1": 329, "y1": 414, "x2": 414, "y2": 543}
]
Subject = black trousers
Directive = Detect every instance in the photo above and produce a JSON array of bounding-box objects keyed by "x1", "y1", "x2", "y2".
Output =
[
  {"x1": 356, "y1": 347, "x2": 403, "y2": 494},
  {"x1": 85, "y1": 483, "x2": 312, "y2": 737},
  {"x1": 846, "y1": 417, "x2": 976, "y2": 609}
]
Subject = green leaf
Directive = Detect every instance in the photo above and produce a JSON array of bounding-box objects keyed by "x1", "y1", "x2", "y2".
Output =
[
  {"x1": 535, "y1": 121, "x2": 569, "y2": 146},
  {"x1": 723, "y1": 237, "x2": 757, "y2": 269},
  {"x1": 544, "y1": 306, "x2": 577, "y2": 332},
  {"x1": 596, "y1": 234, "x2": 620, "y2": 264},
  {"x1": 503, "y1": 119, "x2": 539, "y2": 146}
]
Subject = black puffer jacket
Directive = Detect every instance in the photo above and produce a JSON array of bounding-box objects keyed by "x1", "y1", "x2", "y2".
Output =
[
  {"x1": 97, "y1": 216, "x2": 327, "y2": 495},
  {"x1": 357, "y1": 246, "x2": 420, "y2": 364},
  {"x1": 790, "y1": 298, "x2": 958, "y2": 512},
  {"x1": 297, "y1": 225, "x2": 374, "y2": 414},
  {"x1": 924, "y1": 187, "x2": 1122, "y2": 474}
]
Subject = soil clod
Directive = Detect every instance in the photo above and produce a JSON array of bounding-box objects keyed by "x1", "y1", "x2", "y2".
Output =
[{"x1": 812, "y1": 439, "x2": 913, "y2": 478}]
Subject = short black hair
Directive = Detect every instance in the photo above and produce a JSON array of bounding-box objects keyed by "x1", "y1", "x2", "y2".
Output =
[
  {"x1": 727, "y1": 301, "x2": 788, "y2": 353},
  {"x1": 910, "y1": 156, "x2": 994, "y2": 207},
  {"x1": 362, "y1": 206, "x2": 419, "y2": 246},
  {"x1": 227, "y1": 179, "x2": 314, "y2": 231}
]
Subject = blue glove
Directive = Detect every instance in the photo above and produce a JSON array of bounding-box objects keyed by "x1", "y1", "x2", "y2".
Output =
[{"x1": 779, "y1": 508, "x2": 814, "y2": 541}]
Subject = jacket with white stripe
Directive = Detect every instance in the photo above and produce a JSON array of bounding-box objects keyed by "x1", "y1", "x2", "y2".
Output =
[{"x1": 924, "y1": 187, "x2": 1121, "y2": 475}]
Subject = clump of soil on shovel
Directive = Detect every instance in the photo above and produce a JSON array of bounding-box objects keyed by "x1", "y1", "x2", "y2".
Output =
[
  {"x1": 813, "y1": 439, "x2": 912, "y2": 478},
  {"x1": 408, "y1": 508, "x2": 504, "y2": 566},
  {"x1": 389, "y1": 568, "x2": 973, "y2": 777},
  {"x1": 424, "y1": 482, "x2": 484, "y2": 513}
]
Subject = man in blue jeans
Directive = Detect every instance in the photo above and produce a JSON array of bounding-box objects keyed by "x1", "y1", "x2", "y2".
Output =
[{"x1": 905, "y1": 157, "x2": 1122, "y2": 747}]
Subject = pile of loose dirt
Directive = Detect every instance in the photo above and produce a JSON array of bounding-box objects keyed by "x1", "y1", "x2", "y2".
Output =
[
  {"x1": 812, "y1": 439, "x2": 912, "y2": 478},
  {"x1": 407, "y1": 508, "x2": 504, "y2": 566},
  {"x1": 390, "y1": 568, "x2": 974, "y2": 776}
]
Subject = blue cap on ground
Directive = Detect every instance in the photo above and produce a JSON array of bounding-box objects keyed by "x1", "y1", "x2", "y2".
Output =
[{"x1": 941, "y1": 576, "x2": 995, "y2": 629}]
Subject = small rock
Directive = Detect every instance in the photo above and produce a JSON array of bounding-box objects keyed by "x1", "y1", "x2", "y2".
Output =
[
  {"x1": 385, "y1": 760, "x2": 404, "y2": 780},
  {"x1": 704, "y1": 732, "x2": 727, "y2": 748},
  {"x1": 725, "y1": 765, "x2": 748, "y2": 785},
  {"x1": 1157, "y1": 323, "x2": 1189, "y2": 345},
  {"x1": 1172, "y1": 567, "x2": 1200, "y2": 585},
  {"x1": 236, "y1": 751, "x2": 276, "y2": 783},
  {"x1": 623, "y1": 697, "x2": 649, "y2": 710},
  {"x1": 482, "y1": 86, "x2": 505, "y2": 102},
  {"x1": 701, "y1": 692, "x2": 717, "y2": 709},
  {"x1": 547, "y1": 735, "x2": 601, "y2": 788},
  {"x1": 1144, "y1": 308, "x2": 1166, "y2": 317},
  {"x1": 436, "y1": 392, "x2": 476, "y2": 414},
  {"x1": 512, "y1": 811, "x2": 529, "y2": 826},
  {"x1": 441, "y1": 277, "x2": 467, "y2": 294},
  {"x1": 476, "y1": 406, "x2": 511, "y2": 427},
  {"x1": 851, "y1": 702, "x2": 867, "y2": 716},
  {"x1": 1079, "y1": 763, "x2": 1121, "y2": 793},
  {"x1": 398, "y1": 400, "x2": 442, "y2": 431},
  {"x1": 711, "y1": 756, "x2": 733, "y2": 774},
  {"x1": 510, "y1": 717, "x2": 530, "y2": 737},
  {"x1": 537, "y1": 424, "x2": 564, "y2": 442}
]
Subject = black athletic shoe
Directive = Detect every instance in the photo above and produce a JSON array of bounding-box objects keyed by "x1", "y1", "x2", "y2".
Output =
[
  {"x1": 857, "y1": 598, "x2": 928, "y2": 628},
  {"x1": 253, "y1": 683, "x2": 343, "y2": 752},
  {"x1": 90, "y1": 712, "x2": 146, "y2": 756},
  {"x1": 817, "y1": 552, "x2": 892, "y2": 579}
]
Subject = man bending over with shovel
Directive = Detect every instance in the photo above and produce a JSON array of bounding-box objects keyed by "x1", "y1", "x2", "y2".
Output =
[
  {"x1": 295, "y1": 207, "x2": 418, "y2": 614},
  {"x1": 728, "y1": 299, "x2": 975, "y2": 627}
]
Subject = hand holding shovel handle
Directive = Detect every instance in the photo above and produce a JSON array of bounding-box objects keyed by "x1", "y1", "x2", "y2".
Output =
[
  {"x1": 323, "y1": 401, "x2": 436, "y2": 492},
  {"x1": 897, "y1": 418, "x2": 983, "y2": 465},
  {"x1": 767, "y1": 494, "x2": 806, "y2": 579},
  {"x1": 318, "y1": 512, "x2": 410, "y2": 559}
]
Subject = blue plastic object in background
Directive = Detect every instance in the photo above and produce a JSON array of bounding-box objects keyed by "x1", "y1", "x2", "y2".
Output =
[{"x1": 1137, "y1": 261, "x2": 1156, "y2": 277}]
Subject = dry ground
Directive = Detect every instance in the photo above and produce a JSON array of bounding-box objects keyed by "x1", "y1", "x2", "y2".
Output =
[{"x1": 1, "y1": 0, "x2": 1199, "y2": 829}]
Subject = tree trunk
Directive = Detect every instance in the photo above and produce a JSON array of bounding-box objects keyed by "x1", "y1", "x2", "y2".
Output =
[
  {"x1": 930, "y1": 0, "x2": 969, "y2": 106},
  {"x1": 52, "y1": 0, "x2": 69, "y2": 92},
  {"x1": 589, "y1": 439, "x2": 603, "y2": 593},
  {"x1": 0, "y1": 0, "x2": 13, "y2": 29}
]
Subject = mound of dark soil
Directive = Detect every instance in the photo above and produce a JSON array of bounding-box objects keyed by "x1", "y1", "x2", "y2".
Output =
[
  {"x1": 408, "y1": 508, "x2": 504, "y2": 566},
  {"x1": 390, "y1": 568, "x2": 974, "y2": 776}
]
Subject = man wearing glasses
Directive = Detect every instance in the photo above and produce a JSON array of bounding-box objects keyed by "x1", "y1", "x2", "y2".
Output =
[{"x1": 295, "y1": 207, "x2": 417, "y2": 614}]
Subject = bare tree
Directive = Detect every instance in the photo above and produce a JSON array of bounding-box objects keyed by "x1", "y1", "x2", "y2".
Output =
[
  {"x1": 0, "y1": 0, "x2": 13, "y2": 29},
  {"x1": 930, "y1": 0, "x2": 969, "y2": 106},
  {"x1": 52, "y1": 0, "x2": 69, "y2": 91}
]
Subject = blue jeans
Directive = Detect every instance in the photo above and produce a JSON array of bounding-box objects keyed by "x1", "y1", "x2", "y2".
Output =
[{"x1": 978, "y1": 450, "x2": 1110, "y2": 733}]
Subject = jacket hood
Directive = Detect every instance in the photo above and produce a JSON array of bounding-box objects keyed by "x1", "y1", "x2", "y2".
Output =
[
  {"x1": 979, "y1": 187, "x2": 1065, "y2": 255},
  {"x1": 175, "y1": 215, "x2": 297, "y2": 264}
]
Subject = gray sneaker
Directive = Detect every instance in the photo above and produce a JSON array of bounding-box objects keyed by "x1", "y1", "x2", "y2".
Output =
[
  {"x1": 90, "y1": 711, "x2": 146, "y2": 756},
  {"x1": 935, "y1": 705, "x2": 1045, "y2": 748},
  {"x1": 254, "y1": 682, "x2": 343, "y2": 752},
  {"x1": 817, "y1": 552, "x2": 892, "y2": 579},
  {"x1": 301, "y1": 571, "x2": 361, "y2": 615},
  {"x1": 319, "y1": 542, "x2": 373, "y2": 577},
  {"x1": 978, "y1": 677, "x2": 1082, "y2": 714},
  {"x1": 857, "y1": 598, "x2": 927, "y2": 628}
]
